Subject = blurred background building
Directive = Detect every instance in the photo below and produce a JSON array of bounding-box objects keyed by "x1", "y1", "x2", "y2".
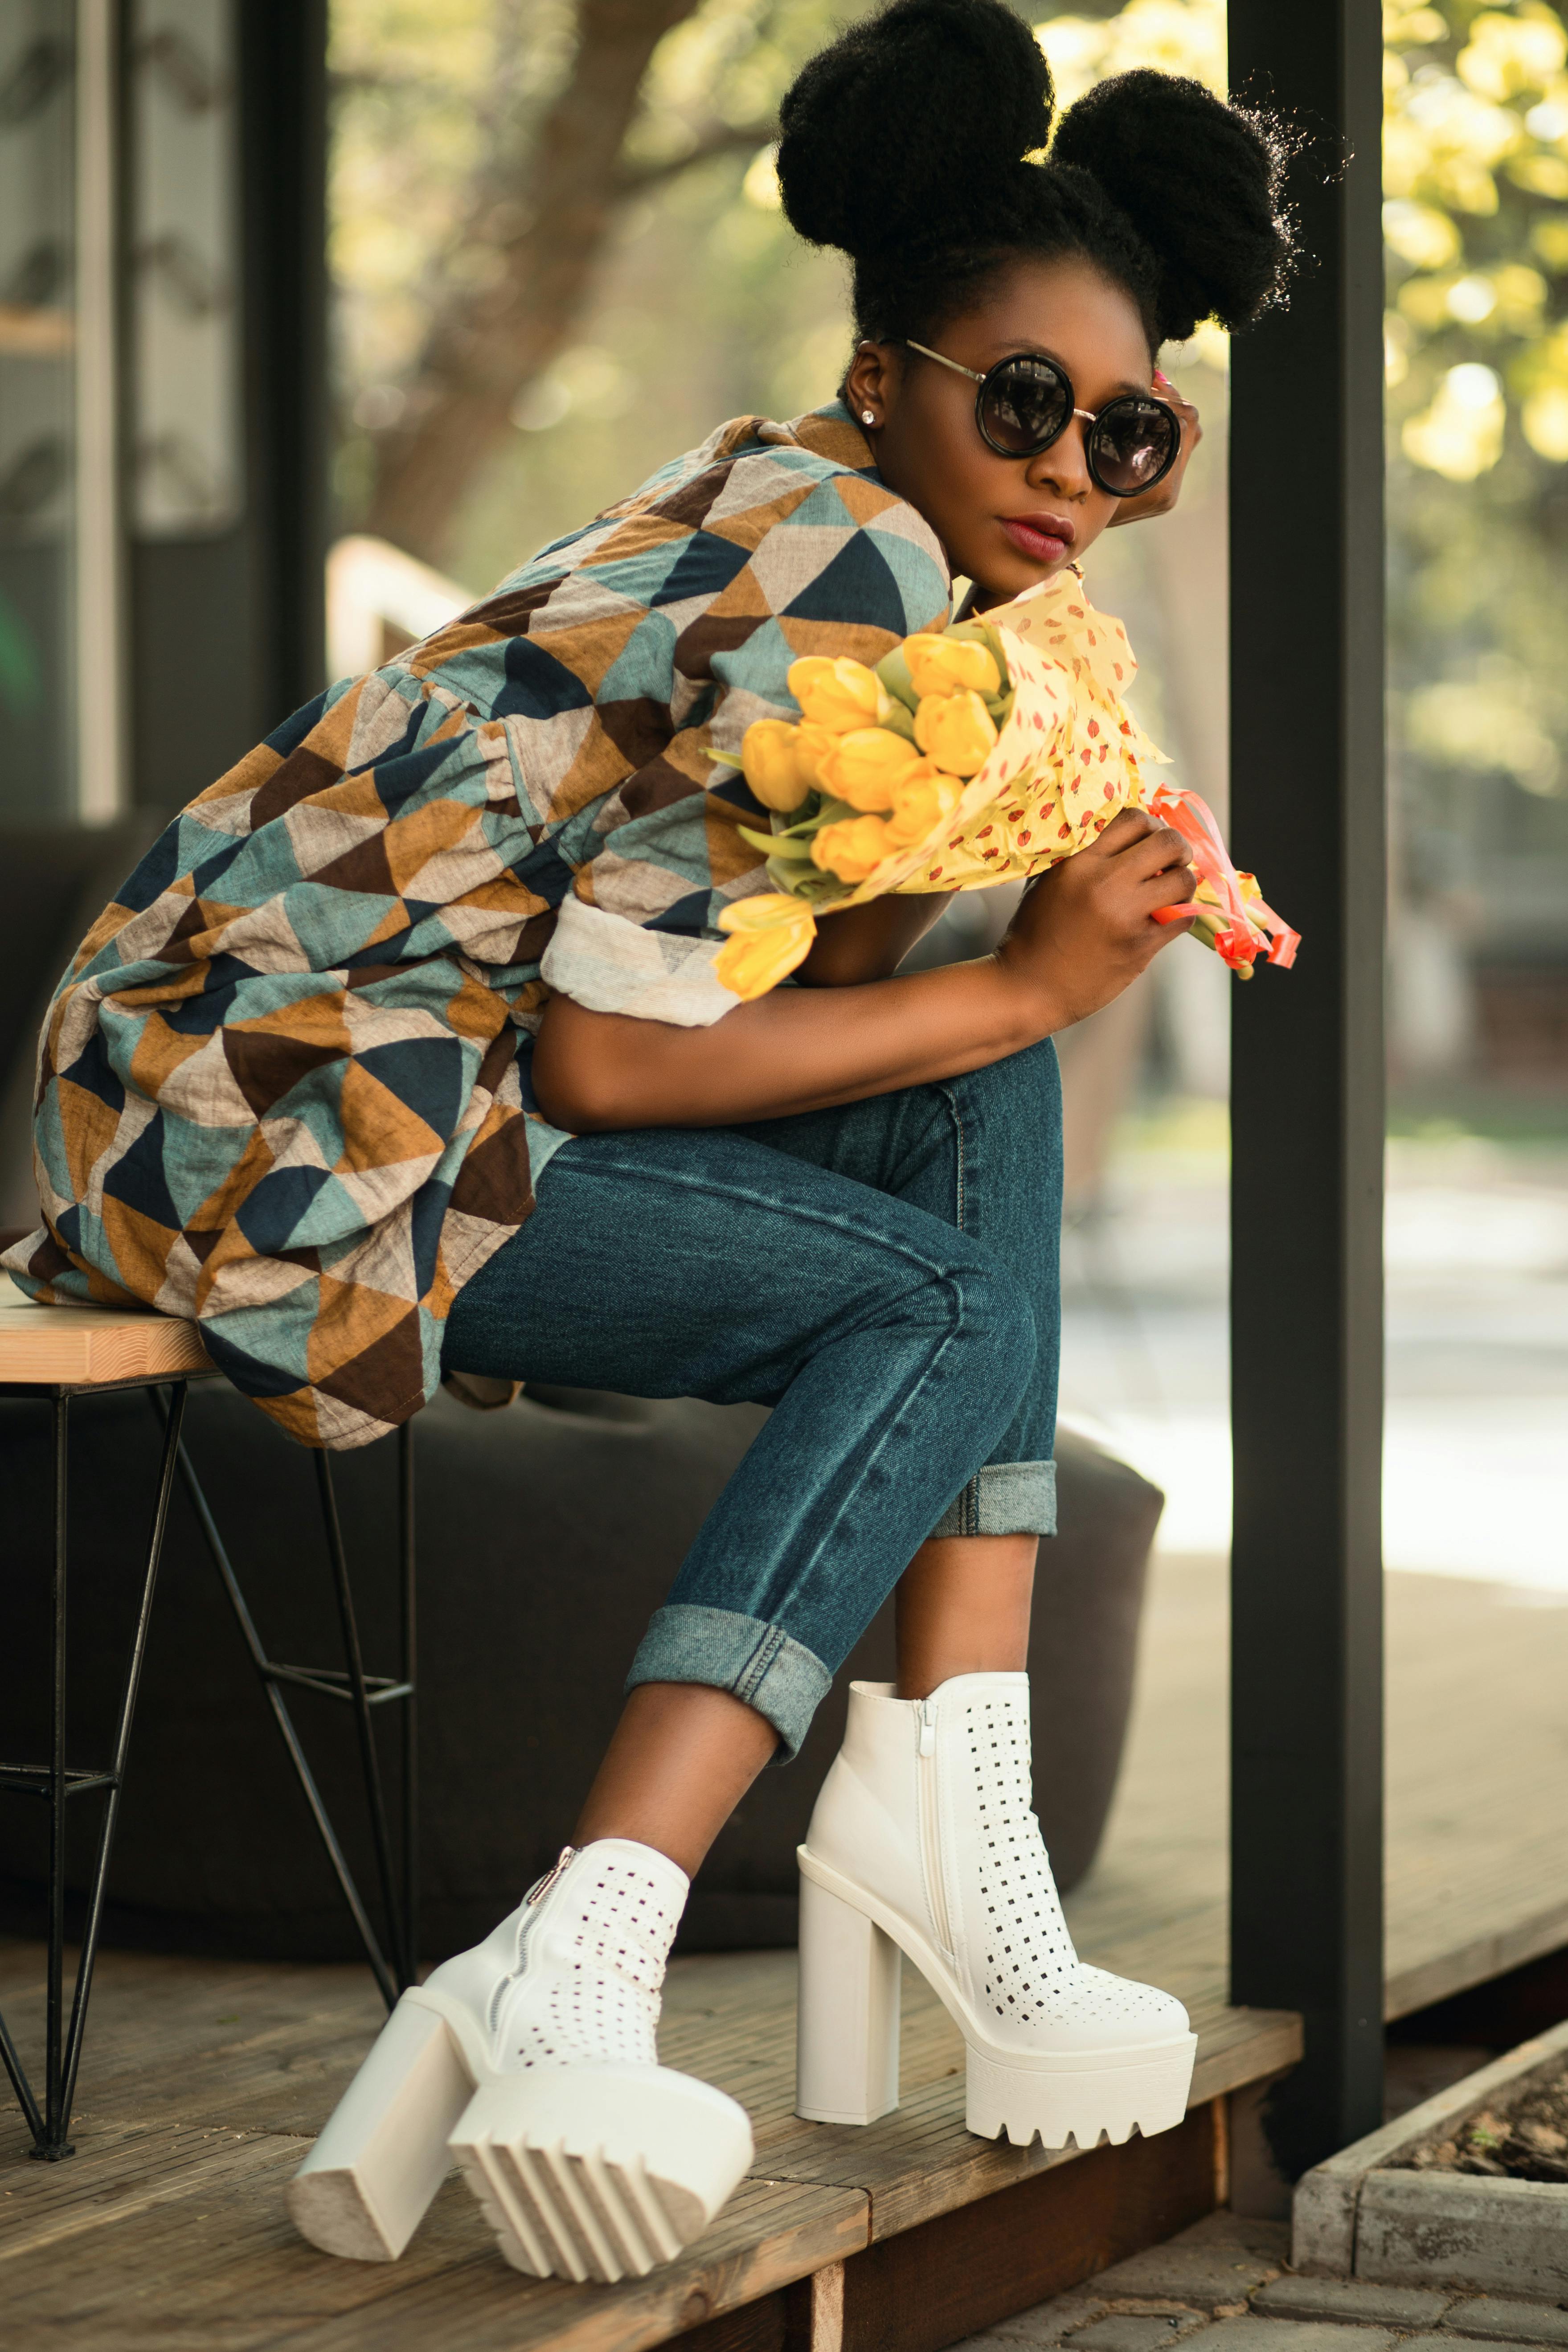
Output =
[{"x1": 0, "y1": 0, "x2": 1564, "y2": 1581}]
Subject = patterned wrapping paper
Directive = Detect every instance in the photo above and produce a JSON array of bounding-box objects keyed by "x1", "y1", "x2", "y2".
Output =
[
  {"x1": 1, "y1": 406, "x2": 950, "y2": 1450},
  {"x1": 914, "y1": 572, "x2": 1166, "y2": 889},
  {"x1": 816, "y1": 570, "x2": 1165, "y2": 906}
]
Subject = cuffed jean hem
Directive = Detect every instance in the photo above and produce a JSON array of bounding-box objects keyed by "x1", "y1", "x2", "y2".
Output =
[
  {"x1": 929, "y1": 1457, "x2": 1057, "y2": 1540},
  {"x1": 626, "y1": 1603, "x2": 832, "y2": 1762}
]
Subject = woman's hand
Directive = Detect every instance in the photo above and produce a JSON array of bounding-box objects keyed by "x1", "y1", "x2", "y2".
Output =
[
  {"x1": 995, "y1": 806, "x2": 1198, "y2": 1027},
  {"x1": 1107, "y1": 372, "x2": 1201, "y2": 527}
]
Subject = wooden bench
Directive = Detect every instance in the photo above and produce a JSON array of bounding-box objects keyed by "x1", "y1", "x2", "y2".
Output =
[{"x1": 0, "y1": 1281, "x2": 417, "y2": 2161}]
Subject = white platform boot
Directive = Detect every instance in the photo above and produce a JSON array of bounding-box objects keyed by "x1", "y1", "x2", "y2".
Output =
[
  {"x1": 288, "y1": 1839, "x2": 753, "y2": 2281},
  {"x1": 796, "y1": 1675, "x2": 1196, "y2": 2149}
]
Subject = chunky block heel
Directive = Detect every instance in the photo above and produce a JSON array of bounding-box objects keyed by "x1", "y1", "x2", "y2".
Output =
[
  {"x1": 287, "y1": 1993, "x2": 475, "y2": 2261},
  {"x1": 795, "y1": 1863, "x2": 901, "y2": 2125}
]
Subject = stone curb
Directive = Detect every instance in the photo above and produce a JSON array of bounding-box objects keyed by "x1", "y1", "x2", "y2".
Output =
[{"x1": 1292, "y1": 2018, "x2": 1568, "y2": 2283}]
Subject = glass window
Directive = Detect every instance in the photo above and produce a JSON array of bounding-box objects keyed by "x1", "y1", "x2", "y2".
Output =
[{"x1": 0, "y1": 5, "x2": 79, "y2": 820}]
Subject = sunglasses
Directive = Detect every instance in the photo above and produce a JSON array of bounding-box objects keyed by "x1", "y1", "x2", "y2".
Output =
[{"x1": 905, "y1": 341, "x2": 1182, "y2": 499}]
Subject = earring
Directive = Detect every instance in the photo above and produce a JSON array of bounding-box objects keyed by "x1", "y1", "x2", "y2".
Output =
[{"x1": 861, "y1": 409, "x2": 875, "y2": 425}]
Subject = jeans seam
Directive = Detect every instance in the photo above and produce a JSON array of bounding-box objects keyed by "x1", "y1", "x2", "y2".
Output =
[
  {"x1": 734, "y1": 1622, "x2": 786, "y2": 1705},
  {"x1": 937, "y1": 1082, "x2": 974, "y2": 1531}
]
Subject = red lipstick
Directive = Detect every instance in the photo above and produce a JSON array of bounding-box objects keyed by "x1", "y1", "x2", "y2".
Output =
[{"x1": 1000, "y1": 511, "x2": 1077, "y2": 565}]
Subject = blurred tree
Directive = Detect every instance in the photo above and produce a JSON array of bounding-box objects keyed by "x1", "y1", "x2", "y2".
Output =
[{"x1": 333, "y1": 0, "x2": 830, "y2": 564}]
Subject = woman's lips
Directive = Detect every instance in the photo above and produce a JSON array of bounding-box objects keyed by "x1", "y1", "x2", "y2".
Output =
[{"x1": 1001, "y1": 515, "x2": 1075, "y2": 565}]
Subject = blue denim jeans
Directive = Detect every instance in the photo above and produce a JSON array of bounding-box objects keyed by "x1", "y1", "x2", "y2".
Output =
[{"x1": 441, "y1": 1035, "x2": 1063, "y2": 1757}]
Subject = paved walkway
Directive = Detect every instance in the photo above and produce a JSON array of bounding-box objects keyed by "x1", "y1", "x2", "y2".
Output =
[{"x1": 954, "y1": 2212, "x2": 1568, "y2": 2352}]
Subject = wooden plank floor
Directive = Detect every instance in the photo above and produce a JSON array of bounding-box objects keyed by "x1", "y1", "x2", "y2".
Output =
[
  {"x1": 0, "y1": 1938, "x2": 1287, "y2": 2351},
  {"x1": 4, "y1": 1553, "x2": 1563, "y2": 2346}
]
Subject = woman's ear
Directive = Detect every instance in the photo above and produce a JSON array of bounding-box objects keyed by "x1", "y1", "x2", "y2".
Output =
[{"x1": 844, "y1": 340, "x2": 900, "y2": 433}]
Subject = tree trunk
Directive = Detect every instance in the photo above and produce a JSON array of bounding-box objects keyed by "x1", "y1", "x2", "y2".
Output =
[{"x1": 364, "y1": 0, "x2": 703, "y2": 566}]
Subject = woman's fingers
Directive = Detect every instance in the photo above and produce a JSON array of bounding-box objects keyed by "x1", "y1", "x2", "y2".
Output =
[
  {"x1": 1080, "y1": 805, "x2": 1164, "y2": 856},
  {"x1": 1148, "y1": 863, "x2": 1200, "y2": 911},
  {"x1": 1091, "y1": 811, "x2": 1193, "y2": 881},
  {"x1": 1107, "y1": 370, "x2": 1201, "y2": 527}
]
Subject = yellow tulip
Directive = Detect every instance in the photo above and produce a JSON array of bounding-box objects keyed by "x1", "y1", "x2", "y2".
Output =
[
  {"x1": 815, "y1": 727, "x2": 925, "y2": 811},
  {"x1": 788, "y1": 656, "x2": 890, "y2": 733},
  {"x1": 811, "y1": 814, "x2": 892, "y2": 883},
  {"x1": 884, "y1": 762, "x2": 962, "y2": 847},
  {"x1": 741, "y1": 720, "x2": 814, "y2": 813},
  {"x1": 714, "y1": 894, "x2": 818, "y2": 1000},
  {"x1": 904, "y1": 633, "x2": 1002, "y2": 699},
  {"x1": 792, "y1": 721, "x2": 839, "y2": 786},
  {"x1": 914, "y1": 689, "x2": 1000, "y2": 776}
]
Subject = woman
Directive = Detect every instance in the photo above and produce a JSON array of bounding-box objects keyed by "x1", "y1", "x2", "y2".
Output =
[{"x1": 5, "y1": 0, "x2": 1295, "y2": 2287}]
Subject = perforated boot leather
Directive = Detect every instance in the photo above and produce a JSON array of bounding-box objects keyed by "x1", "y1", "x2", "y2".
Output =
[
  {"x1": 795, "y1": 1675, "x2": 1196, "y2": 2148},
  {"x1": 288, "y1": 1837, "x2": 753, "y2": 2283},
  {"x1": 424, "y1": 1838, "x2": 677, "y2": 2074}
]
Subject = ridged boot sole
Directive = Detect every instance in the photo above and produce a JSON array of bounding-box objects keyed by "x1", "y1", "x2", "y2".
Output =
[
  {"x1": 797, "y1": 1845, "x2": 1196, "y2": 2151},
  {"x1": 449, "y1": 2067, "x2": 754, "y2": 2282}
]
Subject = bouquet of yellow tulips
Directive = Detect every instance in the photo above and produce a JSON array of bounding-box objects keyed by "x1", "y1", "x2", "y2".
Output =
[{"x1": 713, "y1": 569, "x2": 1297, "y2": 1001}]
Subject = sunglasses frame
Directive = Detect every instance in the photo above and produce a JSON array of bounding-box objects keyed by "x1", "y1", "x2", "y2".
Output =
[{"x1": 905, "y1": 340, "x2": 1182, "y2": 500}]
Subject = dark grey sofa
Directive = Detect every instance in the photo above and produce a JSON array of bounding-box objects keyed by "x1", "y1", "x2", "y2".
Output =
[{"x1": 0, "y1": 1381, "x2": 1160, "y2": 1961}]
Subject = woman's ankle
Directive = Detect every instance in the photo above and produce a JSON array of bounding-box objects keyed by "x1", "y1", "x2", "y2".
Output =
[{"x1": 573, "y1": 1682, "x2": 778, "y2": 1878}]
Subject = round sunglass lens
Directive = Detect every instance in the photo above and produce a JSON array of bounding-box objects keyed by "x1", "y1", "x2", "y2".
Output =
[
  {"x1": 980, "y1": 360, "x2": 1072, "y2": 456},
  {"x1": 1089, "y1": 398, "x2": 1178, "y2": 494}
]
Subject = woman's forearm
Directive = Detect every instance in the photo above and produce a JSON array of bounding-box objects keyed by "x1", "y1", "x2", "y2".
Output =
[
  {"x1": 793, "y1": 891, "x2": 956, "y2": 987},
  {"x1": 532, "y1": 956, "x2": 1042, "y2": 1131},
  {"x1": 532, "y1": 809, "x2": 1199, "y2": 1133}
]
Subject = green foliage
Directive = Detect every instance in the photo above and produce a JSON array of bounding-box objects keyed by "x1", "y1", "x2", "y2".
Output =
[{"x1": 1384, "y1": 0, "x2": 1568, "y2": 888}]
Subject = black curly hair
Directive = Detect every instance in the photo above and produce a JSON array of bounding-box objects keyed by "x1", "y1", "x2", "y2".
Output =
[{"x1": 775, "y1": 0, "x2": 1298, "y2": 354}]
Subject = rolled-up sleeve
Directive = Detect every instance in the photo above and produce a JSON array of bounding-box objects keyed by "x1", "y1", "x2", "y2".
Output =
[{"x1": 540, "y1": 895, "x2": 737, "y2": 1028}]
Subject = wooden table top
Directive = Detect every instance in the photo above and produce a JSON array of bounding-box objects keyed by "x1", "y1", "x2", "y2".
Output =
[{"x1": 0, "y1": 1275, "x2": 209, "y2": 1386}]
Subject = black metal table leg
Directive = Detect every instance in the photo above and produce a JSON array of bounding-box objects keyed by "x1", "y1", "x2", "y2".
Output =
[
  {"x1": 398, "y1": 1420, "x2": 418, "y2": 1984},
  {"x1": 156, "y1": 1403, "x2": 419, "y2": 2012},
  {"x1": 0, "y1": 1377, "x2": 188, "y2": 2159},
  {"x1": 313, "y1": 1451, "x2": 411, "y2": 1993},
  {"x1": 45, "y1": 1392, "x2": 68, "y2": 2155}
]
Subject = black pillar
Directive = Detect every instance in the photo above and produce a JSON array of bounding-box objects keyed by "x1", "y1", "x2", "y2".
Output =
[
  {"x1": 1227, "y1": 0, "x2": 1387, "y2": 2177},
  {"x1": 239, "y1": 0, "x2": 330, "y2": 728}
]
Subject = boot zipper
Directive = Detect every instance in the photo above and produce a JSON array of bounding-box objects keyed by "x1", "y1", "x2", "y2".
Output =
[
  {"x1": 524, "y1": 1844, "x2": 577, "y2": 1909},
  {"x1": 491, "y1": 1845, "x2": 577, "y2": 2034},
  {"x1": 917, "y1": 1701, "x2": 954, "y2": 1955}
]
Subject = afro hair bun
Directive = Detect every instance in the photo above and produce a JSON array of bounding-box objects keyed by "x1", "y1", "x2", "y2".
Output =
[
  {"x1": 776, "y1": 0, "x2": 1054, "y2": 258},
  {"x1": 1052, "y1": 70, "x2": 1294, "y2": 340},
  {"x1": 776, "y1": 0, "x2": 1298, "y2": 350}
]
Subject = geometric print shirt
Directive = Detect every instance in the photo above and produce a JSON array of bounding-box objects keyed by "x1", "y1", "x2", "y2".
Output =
[{"x1": 3, "y1": 405, "x2": 951, "y2": 1449}]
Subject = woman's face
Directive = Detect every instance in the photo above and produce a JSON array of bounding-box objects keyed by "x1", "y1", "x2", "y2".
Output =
[{"x1": 846, "y1": 255, "x2": 1155, "y2": 607}]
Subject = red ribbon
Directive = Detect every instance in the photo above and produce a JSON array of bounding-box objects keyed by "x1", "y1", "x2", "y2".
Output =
[{"x1": 1145, "y1": 783, "x2": 1299, "y2": 973}]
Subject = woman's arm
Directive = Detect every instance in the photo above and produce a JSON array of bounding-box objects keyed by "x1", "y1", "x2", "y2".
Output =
[
  {"x1": 532, "y1": 808, "x2": 1196, "y2": 1131},
  {"x1": 793, "y1": 891, "x2": 958, "y2": 988}
]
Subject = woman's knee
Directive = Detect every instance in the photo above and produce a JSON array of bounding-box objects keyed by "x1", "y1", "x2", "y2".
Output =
[{"x1": 941, "y1": 1246, "x2": 1038, "y2": 1400}]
